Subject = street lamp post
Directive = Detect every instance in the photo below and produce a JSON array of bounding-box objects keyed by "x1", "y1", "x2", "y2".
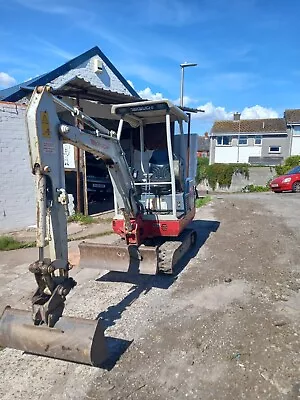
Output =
[
  {"x1": 180, "y1": 62, "x2": 197, "y2": 108},
  {"x1": 179, "y1": 62, "x2": 197, "y2": 177}
]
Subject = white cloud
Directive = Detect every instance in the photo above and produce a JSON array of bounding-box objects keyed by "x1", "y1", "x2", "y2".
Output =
[
  {"x1": 0, "y1": 72, "x2": 16, "y2": 88},
  {"x1": 29, "y1": 37, "x2": 74, "y2": 60},
  {"x1": 172, "y1": 95, "x2": 198, "y2": 107},
  {"x1": 241, "y1": 105, "x2": 278, "y2": 119},
  {"x1": 15, "y1": 0, "x2": 89, "y2": 17},
  {"x1": 138, "y1": 87, "x2": 164, "y2": 100},
  {"x1": 194, "y1": 102, "x2": 232, "y2": 121},
  {"x1": 137, "y1": 89, "x2": 197, "y2": 106},
  {"x1": 132, "y1": 85, "x2": 279, "y2": 123},
  {"x1": 194, "y1": 102, "x2": 279, "y2": 122}
]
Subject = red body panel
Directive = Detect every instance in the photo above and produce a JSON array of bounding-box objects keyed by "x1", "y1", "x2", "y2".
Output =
[
  {"x1": 270, "y1": 173, "x2": 300, "y2": 192},
  {"x1": 112, "y1": 208, "x2": 195, "y2": 242}
]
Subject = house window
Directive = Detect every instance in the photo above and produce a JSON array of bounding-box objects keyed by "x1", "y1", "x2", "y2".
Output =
[
  {"x1": 269, "y1": 146, "x2": 281, "y2": 153},
  {"x1": 238, "y1": 135, "x2": 248, "y2": 145},
  {"x1": 292, "y1": 126, "x2": 300, "y2": 135},
  {"x1": 254, "y1": 135, "x2": 262, "y2": 145},
  {"x1": 216, "y1": 136, "x2": 232, "y2": 146}
]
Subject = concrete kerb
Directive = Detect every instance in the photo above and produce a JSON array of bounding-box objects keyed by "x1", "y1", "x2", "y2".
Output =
[{"x1": 1, "y1": 210, "x2": 115, "y2": 245}]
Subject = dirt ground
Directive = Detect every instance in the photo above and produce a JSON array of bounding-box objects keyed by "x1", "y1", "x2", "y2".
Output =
[{"x1": 0, "y1": 193, "x2": 299, "y2": 400}]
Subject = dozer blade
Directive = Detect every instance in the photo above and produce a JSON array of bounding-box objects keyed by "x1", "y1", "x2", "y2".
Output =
[
  {"x1": 0, "y1": 306, "x2": 108, "y2": 366},
  {"x1": 79, "y1": 242, "x2": 158, "y2": 275}
]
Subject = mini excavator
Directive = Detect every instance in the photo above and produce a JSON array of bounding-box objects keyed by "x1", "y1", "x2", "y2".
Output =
[{"x1": 0, "y1": 86, "x2": 198, "y2": 366}]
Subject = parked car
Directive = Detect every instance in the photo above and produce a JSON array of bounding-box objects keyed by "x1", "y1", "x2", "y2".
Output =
[
  {"x1": 270, "y1": 166, "x2": 300, "y2": 193},
  {"x1": 86, "y1": 154, "x2": 113, "y2": 201},
  {"x1": 87, "y1": 174, "x2": 113, "y2": 201}
]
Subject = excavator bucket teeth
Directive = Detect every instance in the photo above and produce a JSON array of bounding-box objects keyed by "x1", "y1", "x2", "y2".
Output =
[
  {"x1": 0, "y1": 306, "x2": 108, "y2": 366},
  {"x1": 79, "y1": 242, "x2": 158, "y2": 275}
]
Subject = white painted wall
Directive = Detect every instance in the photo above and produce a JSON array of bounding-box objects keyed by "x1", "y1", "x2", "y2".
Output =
[
  {"x1": 0, "y1": 102, "x2": 35, "y2": 232},
  {"x1": 291, "y1": 136, "x2": 300, "y2": 155},
  {"x1": 214, "y1": 146, "x2": 261, "y2": 163},
  {"x1": 214, "y1": 147, "x2": 237, "y2": 163},
  {"x1": 238, "y1": 146, "x2": 261, "y2": 163}
]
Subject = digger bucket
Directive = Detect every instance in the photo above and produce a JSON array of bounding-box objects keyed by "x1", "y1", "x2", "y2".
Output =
[
  {"x1": 79, "y1": 242, "x2": 158, "y2": 275},
  {"x1": 0, "y1": 306, "x2": 108, "y2": 366}
]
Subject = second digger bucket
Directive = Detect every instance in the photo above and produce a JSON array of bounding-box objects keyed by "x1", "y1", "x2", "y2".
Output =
[
  {"x1": 0, "y1": 306, "x2": 108, "y2": 366},
  {"x1": 79, "y1": 242, "x2": 159, "y2": 275}
]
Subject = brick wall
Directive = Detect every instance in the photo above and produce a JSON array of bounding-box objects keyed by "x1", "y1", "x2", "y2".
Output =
[{"x1": 0, "y1": 102, "x2": 35, "y2": 232}]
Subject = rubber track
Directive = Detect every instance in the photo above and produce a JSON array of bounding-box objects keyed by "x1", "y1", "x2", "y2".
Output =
[{"x1": 111, "y1": 229, "x2": 196, "y2": 275}]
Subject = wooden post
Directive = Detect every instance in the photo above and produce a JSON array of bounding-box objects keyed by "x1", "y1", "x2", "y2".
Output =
[
  {"x1": 75, "y1": 146, "x2": 81, "y2": 213},
  {"x1": 82, "y1": 150, "x2": 88, "y2": 216},
  {"x1": 74, "y1": 96, "x2": 89, "y2": 214}
]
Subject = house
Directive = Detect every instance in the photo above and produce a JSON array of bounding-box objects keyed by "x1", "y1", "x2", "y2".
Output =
[
  {"x1": 197, "y1": 132, "x2": 210, "y2": 158},
  {"x1": 209, "y1": 112, "x2": 289, "y2": 165},
  {"x1": 0, "y1": 46, "x2": 140, "y2": 232},
  {"x1": 284, "y1": 109, "x2": 300, "y2": 156}
]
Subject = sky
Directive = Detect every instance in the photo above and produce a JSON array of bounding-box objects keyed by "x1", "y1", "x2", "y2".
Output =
[{"x1": 1, "y1": 0, "x2": 300, "y2": 133}]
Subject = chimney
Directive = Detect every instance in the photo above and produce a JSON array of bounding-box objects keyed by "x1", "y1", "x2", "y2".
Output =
[{"x1": 233, "y1": 112, "x2": 241, "y2": 121}]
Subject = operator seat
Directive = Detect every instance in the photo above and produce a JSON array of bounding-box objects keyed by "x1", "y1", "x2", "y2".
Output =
[{"x1": 148, "y1": 149, "x2": 172, "y2": 195}]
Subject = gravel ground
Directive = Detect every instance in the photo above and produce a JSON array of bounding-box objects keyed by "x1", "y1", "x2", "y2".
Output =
[{"x1": 0, "y1": 192, "x2": 299, "y2": 400}]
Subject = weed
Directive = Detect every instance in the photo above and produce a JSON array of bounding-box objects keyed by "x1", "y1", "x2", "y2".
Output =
[
  {"x1": 67, "y1": 213, "x2": 95, "y2": 225},
  {"x1": 242, "y1": 184, "x2": 270, "y2": 193},
  {"x1": 0, "y1": 236, "x2": 35, "y2": 251},
  {"x1": 196, "y1": 196, "x2": 212, "y2": 208}
]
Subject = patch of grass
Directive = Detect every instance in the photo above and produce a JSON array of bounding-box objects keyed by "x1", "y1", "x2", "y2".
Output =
[
  {"x1": 0, "y1": 236, "x2": 35, "y2": 251},
  {"x1": 67, "y1": 213, "x2": 95, "y2": 225},
  {"x1": 196, "y1": 196, "x2": 212, "y2": 208},
  {"x1": 242, "y1": 184, "x2": 270, "y2": 193}
]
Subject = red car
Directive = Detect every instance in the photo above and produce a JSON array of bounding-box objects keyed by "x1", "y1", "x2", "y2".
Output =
[{"x1": 270, "y1": 166, "x2": 300, "y2": 193}]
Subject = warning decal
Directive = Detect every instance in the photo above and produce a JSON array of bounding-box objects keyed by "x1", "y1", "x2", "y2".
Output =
[{"x1": 41, "y1": 111, "x2": 51, "y2": 138}]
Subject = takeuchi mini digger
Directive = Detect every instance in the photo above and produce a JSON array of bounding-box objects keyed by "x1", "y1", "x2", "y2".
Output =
[{"x1": 0, "y1": 86, "x2": 198, "y2": 366}]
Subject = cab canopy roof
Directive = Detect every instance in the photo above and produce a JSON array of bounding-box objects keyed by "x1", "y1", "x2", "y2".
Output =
[{"x1": 111, "y1": 99, "x2": 189, "y2": 126}]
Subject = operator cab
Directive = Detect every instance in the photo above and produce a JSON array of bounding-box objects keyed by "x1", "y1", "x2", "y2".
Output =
[{"x1": 111, "y1": 99, "x2": 197, "y2": 218}]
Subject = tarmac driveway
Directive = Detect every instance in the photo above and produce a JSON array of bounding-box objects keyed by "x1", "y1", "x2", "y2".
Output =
[{"x1": 0, "y1": 192, "x2": 299, "y2": 400}]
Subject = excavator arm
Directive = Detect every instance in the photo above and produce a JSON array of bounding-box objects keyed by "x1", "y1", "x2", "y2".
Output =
[
  {"x1": 26, "y1": 85, "x2": 139, "y2": 255},
  {"x1": 0, "y1": 86, "x2": 142, "y2": 366}
]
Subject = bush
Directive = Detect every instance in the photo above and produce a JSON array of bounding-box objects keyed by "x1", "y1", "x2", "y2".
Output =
[
  {"x1": 197, "y1": 161, "x2": 249, "y2": 191},
  {"x1": 275, "y1": 156, "x2": 300, "y2": 176},
  {"x1": 196, "y1": 157, "x2": 209, "y2": 184}
]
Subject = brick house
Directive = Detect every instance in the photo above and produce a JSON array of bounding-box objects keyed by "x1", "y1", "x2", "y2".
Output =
[
  {"x1": 197, "y1": 132, "x2": 210, "y2": 158},
  {"x1": 209, "y1": 112, "x2": 289, "y2": 165},
  {"x1": 0, "y1": 46, "x2": 140, "y2": 232}
]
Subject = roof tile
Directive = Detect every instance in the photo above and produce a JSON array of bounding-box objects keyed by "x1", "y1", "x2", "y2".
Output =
[
  {"x1": 211, "y1": 118, "x2": 286, "y2": 134},
  {"x1": 284, "y1": 109, "x2": 300, "y2": 124}
]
